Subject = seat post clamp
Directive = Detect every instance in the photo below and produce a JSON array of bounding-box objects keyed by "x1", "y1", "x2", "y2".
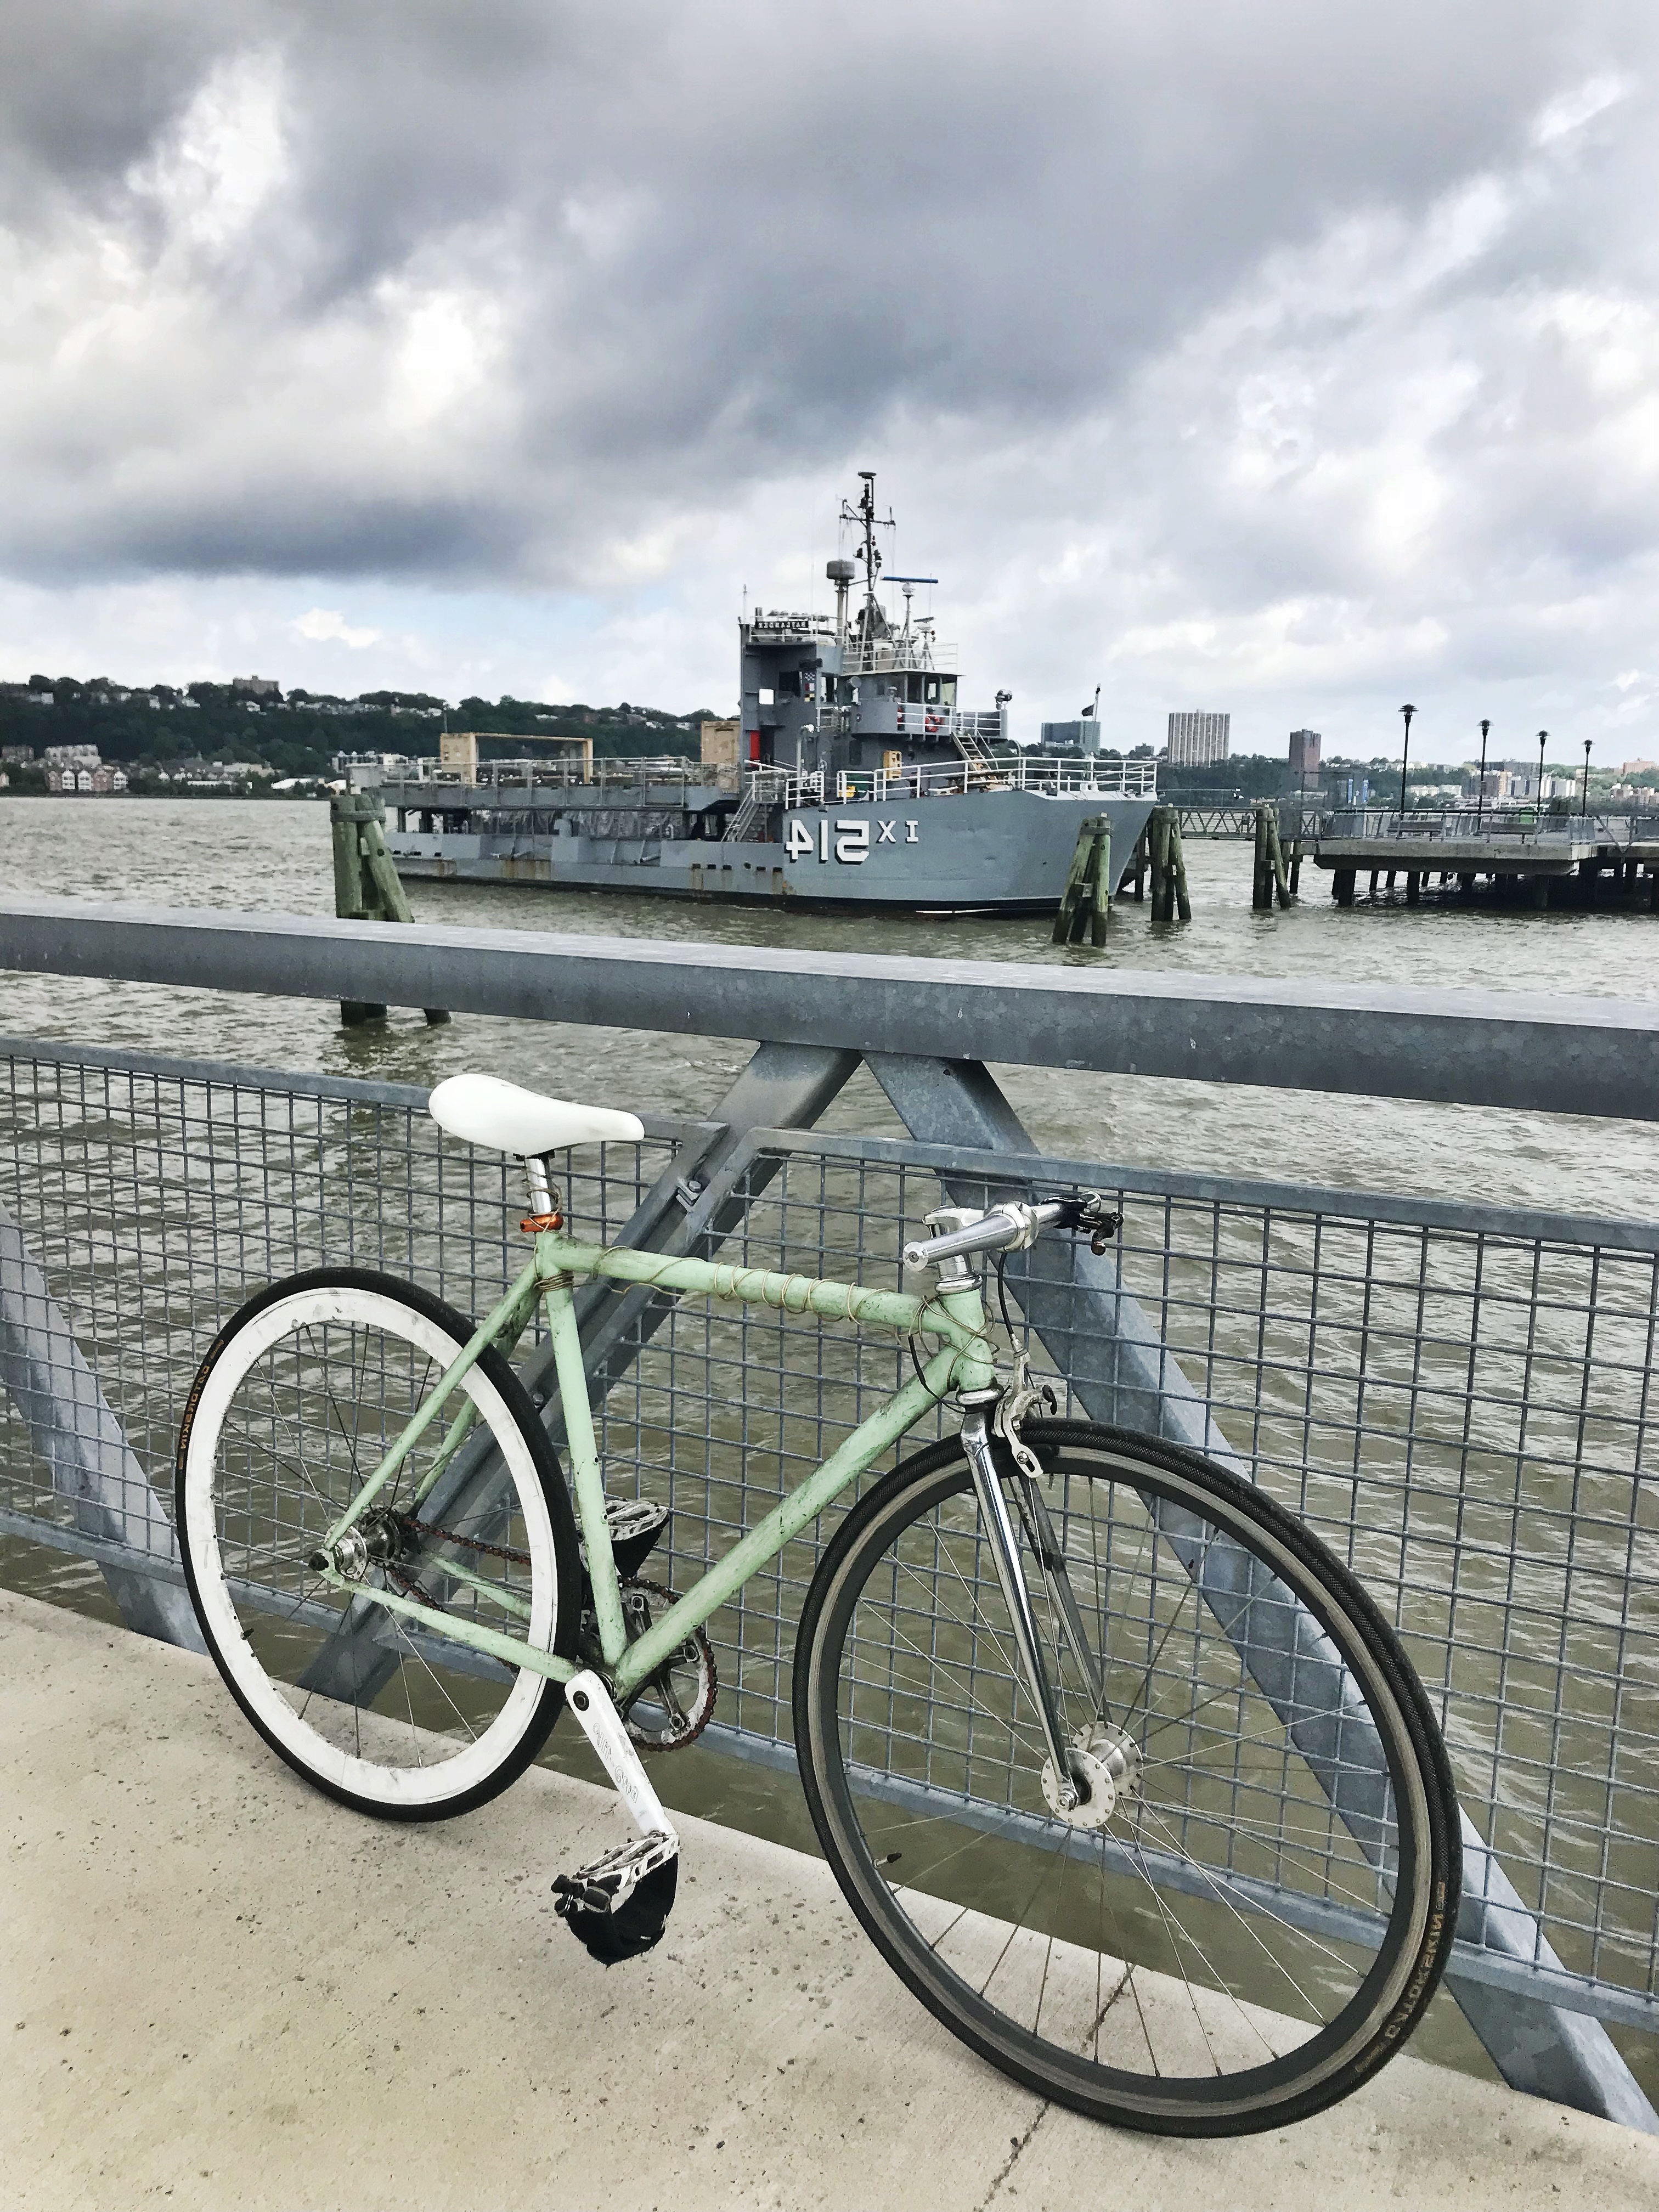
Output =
[{"x1": 520, "y1": 1210, "x2": 565, "y2": 1234}]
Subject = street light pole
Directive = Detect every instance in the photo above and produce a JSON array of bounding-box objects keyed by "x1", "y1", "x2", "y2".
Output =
[
  {"x1": 1475, "y1": 718, "x2": 1491, "y2": 834},
  {"x1": 1398, "y1": 703, "x2": 1415, "y2": 818},
  {"x1": 1537, "y1": 729, "x2": 1547, "y2": 819},
  {"x1": 1581, "y1": 737, "x2": 1592, "y2": 819}
]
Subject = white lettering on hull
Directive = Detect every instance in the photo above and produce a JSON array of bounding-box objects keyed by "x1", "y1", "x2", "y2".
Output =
[{"x1": 785, "y1": 815, "x2": 916, "y2": 865}]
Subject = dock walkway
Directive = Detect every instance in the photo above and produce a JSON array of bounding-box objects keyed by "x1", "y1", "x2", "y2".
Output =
[{"x1": 4, "y1": 1589, "x2": 1657, "y2": 2212}]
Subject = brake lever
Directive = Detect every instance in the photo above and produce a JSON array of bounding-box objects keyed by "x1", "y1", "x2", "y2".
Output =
[{"x1": 1052, "y1": 1190, "x2": 1122, "y2": 1256}]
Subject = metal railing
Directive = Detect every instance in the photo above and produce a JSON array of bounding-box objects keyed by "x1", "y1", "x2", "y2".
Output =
[
  {"x1": 380, "y1": 755, "x2": 733, "y2": 803},
  {"x1": 1320, "y1": 805, "x2": 1659, "y2": 846},
  {"x1": 761, "y1": 754, "x2": 1160, "y2": 809},
  {"x1": 0, "y1": 901, "x2": 1655, "y2": 2129}
]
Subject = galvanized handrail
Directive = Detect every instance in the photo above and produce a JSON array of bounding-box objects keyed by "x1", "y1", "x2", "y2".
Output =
[{"x1": 3, "y1": 898, "x2": 1659, "y2": 1120}]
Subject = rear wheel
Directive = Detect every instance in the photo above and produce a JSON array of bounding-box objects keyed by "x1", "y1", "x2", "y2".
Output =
[
  {"x1": 794, "y1": 1421, "x2": 1459, "y2": 2136},
  {"x1": 177, "y1": 1267, "x2": 579, "y2": 1819}
]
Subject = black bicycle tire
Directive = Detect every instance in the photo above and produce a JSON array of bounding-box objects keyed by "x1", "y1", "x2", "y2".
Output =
[
  {"x1": 176, "y1": 1265, "x2": 582, "y2": 1821},
  {"x1": 793, "y1": 1419, "x2": 1460, "y2": 2136}
]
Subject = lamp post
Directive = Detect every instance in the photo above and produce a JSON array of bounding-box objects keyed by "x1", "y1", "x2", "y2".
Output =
[
  {"x1": 1475, "y1": 718, "x2": 1491, "y2": 834},
  {"x1": 1536, "y1": 729, "x2": 1547, "y2": 819},
  {"x1": 1398, "y1": 703, "x2": 1415, "y2": 819},
  {"x1": 1582, "y1": 737, "x2": 1592, "y2": 819}
]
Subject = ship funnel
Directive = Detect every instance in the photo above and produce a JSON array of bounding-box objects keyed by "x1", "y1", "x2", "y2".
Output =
[{"x1": 826, "y1": 557, "x2": 856, "y2": 645}]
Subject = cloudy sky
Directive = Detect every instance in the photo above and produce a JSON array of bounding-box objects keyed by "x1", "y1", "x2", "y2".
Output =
[{"x1": 2, "y1": 2, "x2": 1656, "y2": 759}]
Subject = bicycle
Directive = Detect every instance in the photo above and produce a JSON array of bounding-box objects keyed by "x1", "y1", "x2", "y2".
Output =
[{"x1": 176, "y1": 1071, "x2": 1460, "y2": 2138}]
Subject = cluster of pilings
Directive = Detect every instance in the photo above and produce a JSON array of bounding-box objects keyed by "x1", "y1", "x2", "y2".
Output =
[
  {"x1": 1125, "y1": 805, "x2": 1192, "y2": 922},
  {"x1": 1251, "y1": 802, "x2": 1299, "y2": 912},
  {"x1": 1052, "y1": 804, "x2": 1193, "y2": 940},
  {"x1": 331, "y1": 789, "x2": 449, "y2": 1026}
]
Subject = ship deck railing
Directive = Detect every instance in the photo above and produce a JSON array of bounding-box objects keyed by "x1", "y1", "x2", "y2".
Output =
[
  {"x1": 762, "y1": 754, "x2": 1160, "y2": 809},
  {"x1": 380, "y1": 754, "x2": 741, "y2": 804},
  {"x1": 838, "y1": 636, "x2": 960, "y2": 676}
]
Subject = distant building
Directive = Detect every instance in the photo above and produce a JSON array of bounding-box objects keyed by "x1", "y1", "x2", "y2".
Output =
[
  {"x1": 45, "y1": 743, "x2": 100, "y2": 770},
  {"x1": 1040, "y1": 719, "x2": 1104, "y2": 753},
  {"x1": 1, "y1": 744, "x2": 34, "y2": 764},
  {"x1": 1463, "y1": 761, "x2": 1550, "y2": 804},
  {"x1": 699, "y1": 719, "x2": 740, "y2": 767},
  {"x1": 1166, "y1": 711, "x2": 1229, "y2": 766},
  {"x1": 233, "y1": 675, "x2": 281, "y2": 698},
  {"x1": 1288, "y1": 728, "x2": 1321, "y2": 776}
]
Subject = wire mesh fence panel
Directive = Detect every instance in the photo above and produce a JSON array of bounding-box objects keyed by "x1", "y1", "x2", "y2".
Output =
[{"x1": 0, "y1": 1040, "x2": 1654, "y2": 2037}]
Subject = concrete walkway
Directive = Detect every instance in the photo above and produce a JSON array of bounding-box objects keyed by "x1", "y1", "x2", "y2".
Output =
[{"x1": 3, "y1": 1588, "x2": 1656, "y2": 2212}]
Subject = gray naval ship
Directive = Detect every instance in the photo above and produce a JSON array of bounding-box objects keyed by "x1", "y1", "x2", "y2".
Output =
[{"x1": 377, "y1": 475, "x2": 1156, "y2": 912}]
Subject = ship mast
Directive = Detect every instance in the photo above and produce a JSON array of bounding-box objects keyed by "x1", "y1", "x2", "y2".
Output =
[{"x1": 840, "y1": 470, "x2": 893, "y2": 650}]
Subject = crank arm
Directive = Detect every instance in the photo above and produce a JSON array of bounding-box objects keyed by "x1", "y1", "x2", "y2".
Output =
[{"x1": 564, "y1": 1669, "x2": 681, "y2": 1854}]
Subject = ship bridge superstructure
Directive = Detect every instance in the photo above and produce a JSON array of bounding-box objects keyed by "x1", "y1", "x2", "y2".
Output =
[{"x1": 739, "y1": 473, "x2": 1005, "y2": 782}]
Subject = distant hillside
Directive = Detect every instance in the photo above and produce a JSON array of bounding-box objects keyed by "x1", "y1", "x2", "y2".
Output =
[{"x1": 0, "y1": 677, "x2": 718, "y2": 791}]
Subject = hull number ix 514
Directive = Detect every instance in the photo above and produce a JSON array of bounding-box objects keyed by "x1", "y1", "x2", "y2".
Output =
[{"x1": 786, "y1": 817, "x2": 920, "y2": 864}]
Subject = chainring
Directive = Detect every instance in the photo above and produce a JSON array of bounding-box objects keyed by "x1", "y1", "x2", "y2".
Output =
[{"x1": 619, "y1": 1577, "x2": 718, "y2": 1753}]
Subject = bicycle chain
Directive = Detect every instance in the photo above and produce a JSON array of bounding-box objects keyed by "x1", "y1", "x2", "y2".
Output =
[
  {"x1": 390, "y1": 1525, "x2": 716, "y2": 1752},
  {"x1": 395, "y1": 1511, "x2": 532, "y2": 1570}
]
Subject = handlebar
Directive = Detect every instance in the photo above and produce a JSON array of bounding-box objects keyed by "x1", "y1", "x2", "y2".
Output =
[{"x1": 901, "y1": 1194, "x2": 1120, "y2": 1273}]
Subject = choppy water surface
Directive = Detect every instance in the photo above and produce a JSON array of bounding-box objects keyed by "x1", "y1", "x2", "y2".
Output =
[{"x1": 4, "y1": 795, "x2": 1659, "y2": 1215}]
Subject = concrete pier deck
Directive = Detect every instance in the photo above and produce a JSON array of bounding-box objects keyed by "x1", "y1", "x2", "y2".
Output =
[{"x1": 4, "y1": 1588, "x2": 1657, "y2": 2212}]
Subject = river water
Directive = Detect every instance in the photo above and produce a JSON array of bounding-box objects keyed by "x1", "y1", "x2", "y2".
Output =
[
  {"x1": 4, "y1": 797, "x2": 1659, "y2": 1215},
  {"x1": 3, "y1": 798, "x2": 1656, "y2": 2094}
]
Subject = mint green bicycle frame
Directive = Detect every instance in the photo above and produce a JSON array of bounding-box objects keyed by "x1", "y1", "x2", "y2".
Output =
[{"x1": 315, "y1": 1224, "x2": 1000, "y2": 1702}]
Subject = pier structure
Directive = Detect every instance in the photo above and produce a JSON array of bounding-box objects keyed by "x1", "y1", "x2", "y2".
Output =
[
  {"x1": 6, "y1": 1586, "x2": 1655, "y2": 2207},
  {"x1": 1313, "y1": 806, "x2": 1659, "y2": 911},
  {"x1": 1, "y1": 897, "x2": 1658, "y2": 2138}
]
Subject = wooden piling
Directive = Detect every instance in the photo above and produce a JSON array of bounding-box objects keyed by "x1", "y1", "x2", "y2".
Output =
[
  {"x1": 1251, "y1": 805, "x2": 1273, "y2": 912},
  {"x1": 1051, "y1": 814, "x2": 1111, "y2": 947},
  {"x1": 1169, "y1": 810, "x2": 1192, "y2": 922},
  {"x1": 331, "y1": 789, "x2": 450, "y2": 1027},
  {"x1": 1144, "y1": 804, "x2": 1190, "y2": 924}
]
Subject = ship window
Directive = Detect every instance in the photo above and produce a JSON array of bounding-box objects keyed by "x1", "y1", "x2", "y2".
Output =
[
  {"x1": 905, "y1": 674, "x2": 923, "y2": 704},
  {"x1": 925, "y1": 675, "x2": 940, "y2": 705},
  {"x1": 778, "y1": 668, "x2": 801, "y2": 697}
]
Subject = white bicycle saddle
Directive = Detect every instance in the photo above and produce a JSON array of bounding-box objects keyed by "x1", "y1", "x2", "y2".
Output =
[{"x1": 428, "y1": 1073, "x2": 644, "y2": 1157}]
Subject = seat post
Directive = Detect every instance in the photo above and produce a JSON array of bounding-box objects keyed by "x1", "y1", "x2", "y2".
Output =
[{"x1": 524, "y1": 1154, "x2": 554, "y2": 1214}]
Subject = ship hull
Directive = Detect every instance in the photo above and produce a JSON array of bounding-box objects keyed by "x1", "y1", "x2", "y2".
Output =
[{"x1": 386, "y1": 789, "x2": 1156, "y2": 913}]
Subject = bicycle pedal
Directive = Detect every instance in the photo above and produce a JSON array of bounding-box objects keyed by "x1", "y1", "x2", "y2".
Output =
[
  {"x1": 552, "y1": 1831, "x2": 679, "y2": 1965},
  {"x1": 578, "y1": 1497, "x2": 670, "y2": 1585}
]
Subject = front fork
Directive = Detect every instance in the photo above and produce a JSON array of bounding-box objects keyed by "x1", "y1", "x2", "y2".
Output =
[{"x1": 959, "y1": 1400, "x2": 1099, "y2": 1812}]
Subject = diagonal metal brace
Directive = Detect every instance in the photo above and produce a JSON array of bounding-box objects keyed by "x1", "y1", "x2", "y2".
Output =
[{"x1": 0, "y1": 1199, "x2": 205, "y2": 1651}]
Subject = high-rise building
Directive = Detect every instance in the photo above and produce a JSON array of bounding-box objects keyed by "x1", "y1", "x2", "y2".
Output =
[
  {"x1": 1288, "y1": 728, "x2": 1321, "y2": 776},
  {"x1": 1166, "y1": 711, "x2": 1230, "y2": 766}
]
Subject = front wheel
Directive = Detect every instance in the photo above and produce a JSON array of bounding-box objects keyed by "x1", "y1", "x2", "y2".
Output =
[
  {"x1": 177, "y1": 1267, "x2": 580, "y2": 1819},
  {"x1": 793, "y1": 1421, "x2": 1459, "y2": 2136}
]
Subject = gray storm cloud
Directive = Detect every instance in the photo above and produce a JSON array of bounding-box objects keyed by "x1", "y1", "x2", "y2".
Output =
[{"x1": 1, "y1": 1, "x2": 1656, "y2": 738}]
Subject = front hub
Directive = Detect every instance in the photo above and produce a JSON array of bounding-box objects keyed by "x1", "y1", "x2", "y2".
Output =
[{"x1": 1041, "y1": 1724, "x2": 1143, "y2": 1831}]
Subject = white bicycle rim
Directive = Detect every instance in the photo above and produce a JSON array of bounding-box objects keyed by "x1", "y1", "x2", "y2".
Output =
[{"x1": 182, "y1": 1283, "x2": 559, "y2": 1811}]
